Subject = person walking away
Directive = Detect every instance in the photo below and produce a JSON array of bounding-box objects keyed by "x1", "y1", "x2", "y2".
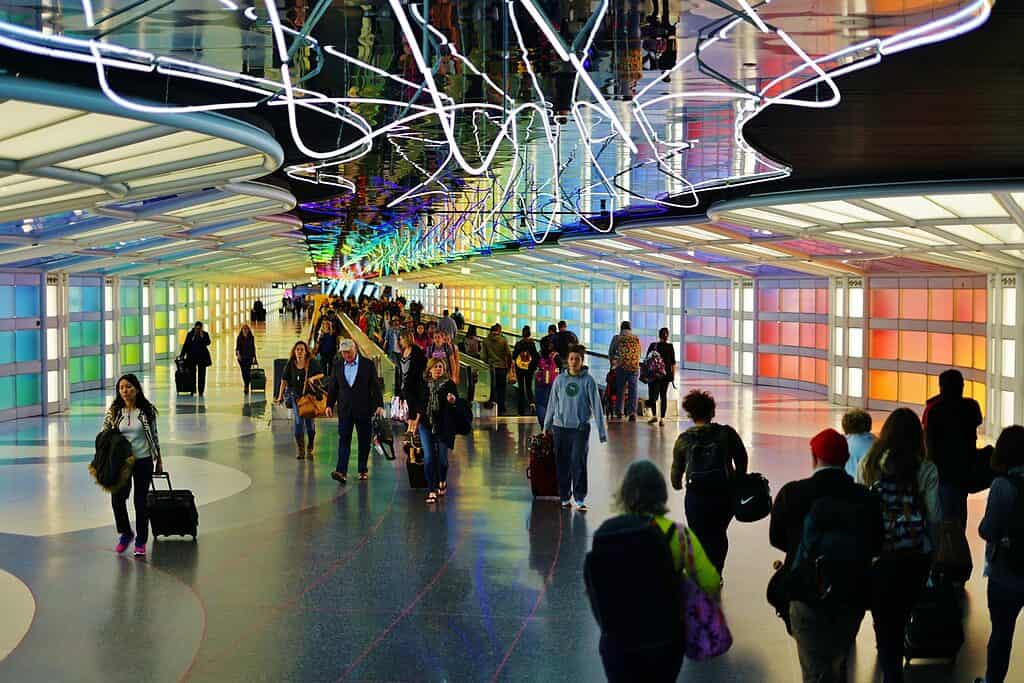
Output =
[
  {"x1": 314, "y1": 319, "x2": 338, "y2": 378},
  {"x1": 426, "y1": 329, "x2": 460, "y2": 386},
  {"x1": 325, "y1": 339, "x2": 385, "y2": 483},
  {"x1": 769, "y1": 429, "x2": 883, "y2": 683},
  {"x1": 179, "y1": 321, "x2": 211, "y2": 396},
  {"x1": 553, "y1": 320, "x2": 579, "y2": 364},
  {"x1": 452, "y1": 307, "x2": 464, "y2": 330},
  {"x1": 534, "y1": 338, "x2": 560, "y2": 428},
  {"x1": 481, "y1": 323, "x2": 512, "y2": 414},
  {"x1": 610, "y1": 321, "x2": 642, "y2": 421},
  {"x1": 105, "y1": 374, "x2": 163, "y2": 558},
  {"x1": 408, "y1": 358, "x2": 458, "y2": 503},
  {"x1": 671, "y1": 389, "x2": 748, "y2": 574},
  {"x1": 275, "y1": 341, "x2": 324, "y2": 459},
  {"x1": 543, "y1": 344, "x2": 607, "y2": 511},
  {"x1": 645, "y1": 327, "x2": 676, "y2": 425},
  {"x1": 586, "y1": 460, "x2": 720, "y2": 682},
  {"x1": 512, "y1": 326, "x2": 539, "y2": 415},
  {"x1": 461, "y1": 325, "x2": 482, "y2": 356},
  {"x1": 975, "y1": 426, "x2": 1024, "y2": 683},
  {"x1": 438, "y1": 309, "x2": 458, "y2": 341},
  {"x1": 924, "y1": 369, "x2": 983, "y2": 533},
  {"x1": 860, "y1": 408, "x2": 941, "y2": 683},
  {"x1": 842, "y1": 409, "x2": 875, "y2": 482},
  {"x1": 235, "y1": 324, "x2": 257, "y2": 394},
  {"x1": 385, "y1": 317, "x2": 404, "y2": 393}
]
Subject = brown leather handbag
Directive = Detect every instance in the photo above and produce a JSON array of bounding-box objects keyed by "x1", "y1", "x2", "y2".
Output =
[{"x1": 296, "y1": 378, "x2": 326, "y2": 419}]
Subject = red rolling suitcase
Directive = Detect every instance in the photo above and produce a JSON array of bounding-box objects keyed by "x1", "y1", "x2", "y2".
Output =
[{"x1": 527, "y1": 432, "x2": 558, "y2": 498}]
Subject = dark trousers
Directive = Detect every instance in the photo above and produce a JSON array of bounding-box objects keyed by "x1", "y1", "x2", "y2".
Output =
[
  {"x1": 112, "y1": 457, "x2": 155, "y2": 545},
  {"x1": 489, "y1": 367, "x2": 507, "y2": 414},
  {"x1": 516, "y1": 368, "x2": 535, "y2": 414},
  {"x1": 389, "y1": 351, "x2": 402, "y2": 394},
  {"x1": 552, "y1": 424, "x2": 590, "y2": 502},
  {"x1": 684, "y1": 490, "x2": 733, "y2": 574},
  {"x1": 336, "y1": 415, "x2": 372, "y2": 475},
  {"x1": 986, "y1": 577, "x2": 1024, "y2": 683},
  {"x1": 870, "y1": 551, "x2": 931, "y2": 683},
  {"x1": 789, "y1": 601, "x2": 863, "y2": 683},
  {"x1": 939, "y1": 482, "x2": 969, "y2": 533},
  {"x1": 535, "y1": 382, "x2": 551, "y2": 428},
  {"x1": 599, "y1": 634, "x2": 684, "y2": 683},
  {"x1": 190, "y1": 363, "x2": 207, "y2": 395},
  {"x1": 239, "y1": 360, "x2": 253, "y2": 390},
  {"x1": 647, "y1": 379, "x2": 669, "y2": 417}
]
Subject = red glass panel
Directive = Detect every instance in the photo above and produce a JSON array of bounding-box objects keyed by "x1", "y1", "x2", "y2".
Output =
[
  {"x1": 759, "y1": 353, "x2": 779, "y2": 378},
  {"x1": 685, "y1": 344, "x2": 700, "y2": 363},
  {"x1": 758, "y1": 289, "x2": 779, "y2": 313},
  {"x1": 799, "y1": 323, "x2": 815, "y2": 348},
  {"x1": 716, "y1": 345, "x2": 730, "y2": 367},
  {"x1": 780, "y1": 322, "x2": 800, "y2": 347},
  {"x1": 870, "y1": 289, "x2": 899, "y2": 319},
  {"x1": 954, "y1": 289, "x2": 973, "y2": 322},
  {"x1": 815, "y1": 324, "x2": 829, "y2": 350},
  {"x1": 701, "y1": 344, "x2": 716, "y2": 364},
  {"x1": 974, "y1": 289, "x2": 987, "y2": 323},
  {"x1": 815, "y1": 289, "x2": 829, "y2": 315},
  {"x1": 870, "y1": 329, "x2": 899, "y2": 360},
  {"x1": 759, "y1": 321, "x2": 779, "y2": 345}
]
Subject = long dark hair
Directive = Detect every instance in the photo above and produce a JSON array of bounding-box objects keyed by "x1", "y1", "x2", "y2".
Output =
[
  {"x1": 109, "y1": 373, "x2": 158, "y2": 422},
  {"x1": 288, "y1": 341, "x2": 312, "y2": 368},
  {"x1": 616, "y1": 460, "x2": 669, "y2": 516},
  {"x1": 860, "y1": 408, "x2": 925, "y2": 486}
]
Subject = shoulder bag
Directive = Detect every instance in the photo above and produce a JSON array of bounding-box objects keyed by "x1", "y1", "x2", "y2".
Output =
[{"x1": 679, "y1": 526, "x2": 733, "y2": 661}]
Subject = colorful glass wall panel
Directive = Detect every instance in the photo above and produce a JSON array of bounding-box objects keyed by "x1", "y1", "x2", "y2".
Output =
[
  {"x1": 756, "y1": 279, "x2": 829, "y2": 393},
  {"x1": 682, "y1": 279, "x2": 730, "y2": 374}
]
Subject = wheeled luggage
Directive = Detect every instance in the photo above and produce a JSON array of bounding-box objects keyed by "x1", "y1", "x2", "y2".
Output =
[
  {"x1": 249, "y1": 364, "x2": 266, "y2": 392},
  {"x1": 175, "y1": 359, "x2": 195, "y2": 395},
  {"x1": 526, "y1": 432, "x2": 558, "y2": 498},
  {"x1": 273, "y1": 358, "x2": 288, "y2": 397},
  {"x1": 147, "y1": 472, "x2": 199, "y2": 540},
  {"x1": 904, "y1": 573, "x2": 963, "y2": 666},
  {"x1": 404, "y1": 433, "x2": 427, "y2": 488}
]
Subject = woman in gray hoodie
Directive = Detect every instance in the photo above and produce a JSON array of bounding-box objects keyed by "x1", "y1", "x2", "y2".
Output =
[{"x1": 543, "y1": 344, "x2": 607, "y2": 511}]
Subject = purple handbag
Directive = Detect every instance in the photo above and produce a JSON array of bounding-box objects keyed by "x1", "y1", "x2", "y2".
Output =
[{"x1": 679, "y1": 528, "x2": 733, "y2": 661}]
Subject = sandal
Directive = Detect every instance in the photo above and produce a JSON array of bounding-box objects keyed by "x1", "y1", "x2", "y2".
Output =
[
  {"x1": 359, "y1": 472, "x2": 368, "y2": 481},
  {"x1": 425, "y1": 492, "x2": 437, "y2": 504},
  {"x1": 438, "y1": 482, "x2": 447, "y2": 496}
]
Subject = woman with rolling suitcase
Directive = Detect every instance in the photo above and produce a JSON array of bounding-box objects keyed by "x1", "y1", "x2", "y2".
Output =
[
  {"x1": 103, "y1": 374, "x2": 162, "y2": 558},
  {"x1": 235, "y1": 324, "x2": 257, "y2": 393},
  {"x1": 408, "y1": 358, "x2": 458, "y2": 504}
]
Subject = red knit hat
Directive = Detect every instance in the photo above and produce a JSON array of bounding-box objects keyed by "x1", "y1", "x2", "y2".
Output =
[{"x1": 810, "y1": 428, "x2": 850, "y2": 466}]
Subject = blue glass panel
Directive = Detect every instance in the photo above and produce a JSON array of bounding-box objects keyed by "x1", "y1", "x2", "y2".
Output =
[
  {"x1": 15, "y1": 330, "x2": 39, "y2": 362},
  {"x1": 0, "y1": 331, "x2": 13, "y2": 363},
  {"x1": 15, "y1": 285, "x2": 39, "y2": 317},
  {"x1": 0, "y1": 286, "x2": 14, "y2": 318}
]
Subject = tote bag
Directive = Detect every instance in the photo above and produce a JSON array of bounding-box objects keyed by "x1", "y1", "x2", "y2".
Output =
[{"x1": 679, "y1": 527, "x2": 733, "y2": 661}]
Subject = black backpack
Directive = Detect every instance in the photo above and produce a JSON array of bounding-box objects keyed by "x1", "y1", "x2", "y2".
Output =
[
  {"x1": 788, "y1": 496, "x2": 873, "y2": 609},
  {"x1": 584, "y1": 515, "x2": 683, "y2": 649},
  {"x1": 683, "y1": 425, "x2": 731, "y2": 490},
  {"x1": 1000, "y1": 476, "x2": 1024, "y2": 574}
]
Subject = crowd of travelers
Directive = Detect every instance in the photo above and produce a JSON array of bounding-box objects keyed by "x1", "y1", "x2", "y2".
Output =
[{"x1": 96, "y1": 288, "x2": 1024, "y2": 683}]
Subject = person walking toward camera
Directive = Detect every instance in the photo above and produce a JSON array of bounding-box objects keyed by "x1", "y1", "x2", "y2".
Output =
[
  {"x1": 326, "y1": 339, "x2": 385, "y2": 484},
  {"x1": 179, "y1": 321, "x2": 211, "y2": 396},
  {"x1": 276, "y1": 341, "x2": 324, "y2": 460}
]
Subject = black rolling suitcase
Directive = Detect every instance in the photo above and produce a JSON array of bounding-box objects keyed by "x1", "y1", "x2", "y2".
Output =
[
  {"x1": 249, "y1": 364, "x2": 266, "y2": 392},
  {"x1": 147, "y1": 472, "x2": 199, "y2": 540},
  {"x1": 904, "y1": 572, "x2": 963, "y2": 666},
  {"x1": 403, "y1": 433, "x2": 427, "y2": 488},
  {"x1": 175, "y1": 359, "x2": 195, "y2": 394},
  {"x1": 273, "y1": 358, "x2": 288, "y2": 396}
]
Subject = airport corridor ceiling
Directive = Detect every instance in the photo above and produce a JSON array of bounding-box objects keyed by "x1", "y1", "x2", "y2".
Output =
[{"x1": 0, "y1": 0, "x2": 1016, "y2": 283}]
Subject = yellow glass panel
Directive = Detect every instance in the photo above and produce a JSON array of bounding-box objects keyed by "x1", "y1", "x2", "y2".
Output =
[
  {"x1": 927, "y1": 374, "x2": 940, "y2": 399},
  {"x1": 155, "y1": 336, "x2": 168, "y2": 355},
  {"x1": 953, "y1": 334, "x2": 973, "y2": 368},
  {"x1": 974, "y1": 336, "x2": 987, "y2": 371},
  {"x1": 898, "y1": 372, "x2": 928, "y2": 405},
  {"x1": 870, "y1": 370, "x2": 899, "y2": 402}
]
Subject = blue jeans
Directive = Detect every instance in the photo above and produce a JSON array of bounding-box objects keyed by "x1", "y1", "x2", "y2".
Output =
[
  {"x1": 615, "y1": 368, "x2": 639, "y2": 416},
  {"x1": 418, "y1": 423, "x2": 449, "y2": 492},
  {"x1": 987, "y1": 577, "x2": 1024, "y2": 683},
  {"x1": 336, "y1": 415, "x2": 372, "y2": 475},
  {"x1": 290, "y1": 397, "x2": 315, "y2": 439},
  {"x1": 552, "y1": 424, "x2": 590, "y2": 503},
  {"x1": 535, "y1": 382, "x2": 551, "y2": 428}
]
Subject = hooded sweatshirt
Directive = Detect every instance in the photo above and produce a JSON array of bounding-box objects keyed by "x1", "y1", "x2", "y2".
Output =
[{"x1": 543, "y1": 366, "x2": 607, "y2": 441}]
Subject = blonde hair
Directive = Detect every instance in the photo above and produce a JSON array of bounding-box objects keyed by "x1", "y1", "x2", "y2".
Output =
[
  {"x1": 425, "y1": 357, "x2": 449, "y2": 379},
  {"x1": 400, "y1": 330, "x2": 415, "y2": 349}
]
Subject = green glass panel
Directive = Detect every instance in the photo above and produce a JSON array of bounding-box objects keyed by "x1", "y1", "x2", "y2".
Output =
[
  {"x1": 120, "y1": 286, "x2": 140, "y2": 309},
  {"x1": 121, "y1": 344, "x2": 140, "y2": 366},
  {"x1": 82, "y1": 321, "x2": 101, "y2": 347},
  {"x1": 154, "y1": 285, "x2": 168, "y2": 306},
  {"x1": 15, "y1": 330, "x2": 39, "y2": 362},
  {"x1": 0, "y1": 376, "x2": 13, "y2": 410},
  {"x1": 15, "y1": 373, "x2": 40, "y2": 407},
  {"x1": 154, "y1": 311, "x2": 169, "y2": 330},
  {"x1": 0, "y1": 331, "x2": 13, "y2": 364},
  {"x1": 69, "y1": 322, "x2": 83, "y2": 349},
  {"x1": 83, "y1": 355, "x2": 101, "y2": 382},
  {"x1": 15, "y1": 286, "x2": 39, "y2": 317},
  {"x1": 121, "y1": 315, "x2": 140, "y2": 338},
  {"x1": 69, "y1": 356, "x2": 83, "y2": 384}
]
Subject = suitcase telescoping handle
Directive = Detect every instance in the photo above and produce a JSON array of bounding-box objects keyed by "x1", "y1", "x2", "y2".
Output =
[{"x1": 150, "y1": 471, "x2": 173, "y2": 491}]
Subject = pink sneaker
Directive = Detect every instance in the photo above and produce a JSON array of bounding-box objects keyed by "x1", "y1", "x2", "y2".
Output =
[
  {"x1": 115, "y1": 534, "x2": 134, "y2": 554},
  {"x1": 133, "y1": 544, "x2": 146, "y2": 558}
]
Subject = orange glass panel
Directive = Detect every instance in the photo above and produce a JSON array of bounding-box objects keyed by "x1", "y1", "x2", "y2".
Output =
[
  {"x1": 870, "y1": 289, "x2": 899, "y2": 319},
  {"x1": 701, "y1": 318, "x2": 715, "y2": 336},
  {"x1": 701, "y1": 289, "x2": 716, "y2": 308},
  {"x1": 759, "y1": 353, "x2": 779, "y2": 377},
  {"x1": 927, "y1": 374, "x2": 940, "y2": 399},
  {"x1": 759, "y1": 321, "x2": 779, "y2": 345},
  {"x1": 799, "y1": 289, "x2": 816, "y2": 313},
  {"x1": 815, "y1": 289, "x2": 829, "y2": 315},
  {"x1": 799, "y1": 356, "x2": 816, "y2": 382},
  {"x1": 974, "y1": 289, "x2": 988, "y2": 323},
  {"x1": 815, "y1": 323, "x2": 829, "y2": 350},
  {"x1": 974, "y1": 335, "x2": 987, "y2": 371},
  {"x1": 898, "y1": 372, "x2": 928, "y2": 405},
  {"x1": 716, "y1": 318, "x2": 729, "y2": 338},
  {"x1": 929, "y1": 333, "x2": 953, "y2": 365},
  {"x1": 815, "y1": 359, "x2": 828, "y2": 386},
  {"x1": 870, "y1": 370, "x2": 899, "y2": 402},
  {"x1": 701, "y1": 345, "x2": 716, "y2": 364},
  {"x1": 953, "y1": 333, "x2": 973, "y2": 367},
  {"x1": 780, "y1": 355, "x2": 800, "y2": 380},
  {"x1": 899, "y1": 330, "x2": 928, "y2": 362},
  {"x1": 871, "y1": 329, "x2": 899, "y2": 360},
  {"x1": 954, "y1": 289, "x2": 973, "y2": 322},
  {"x1": 781, "y1": 322, "x2": 800, "y2": 347},
  {"x1": 781, "y1": 290, "x2": 800, "y2": 313},
  {"x1": 799, "y1": 323, "x2": 816, "y2": 348},
  {"x1": 758, "y1": 289, "x2": 779, "y2": 313},
  {"x1": 716, "y1": 345, "x2": 730, "y2": 367},
  {"x1": 930, "y1": 289, "x2": 953, "y2": 321},
  {"x1": 900, "y1": 289, "x2": 928, "y2": 320}
]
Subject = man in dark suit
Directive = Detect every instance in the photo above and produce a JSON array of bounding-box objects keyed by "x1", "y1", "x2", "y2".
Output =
[
  {"x1": 326, "y1": 339, "x2": 384, "y2": 484},
  {"x1": 179, "y1": 321, "x2": 212, "y2": 396}
]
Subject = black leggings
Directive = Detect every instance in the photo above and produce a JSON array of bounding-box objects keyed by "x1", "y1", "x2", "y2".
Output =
[
  {"x1": 647, "y1": 379, "x2": 669, "y2": 417},
  {"x1": 112, "y1": 457, "x2": 155, "y2": 545}
]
